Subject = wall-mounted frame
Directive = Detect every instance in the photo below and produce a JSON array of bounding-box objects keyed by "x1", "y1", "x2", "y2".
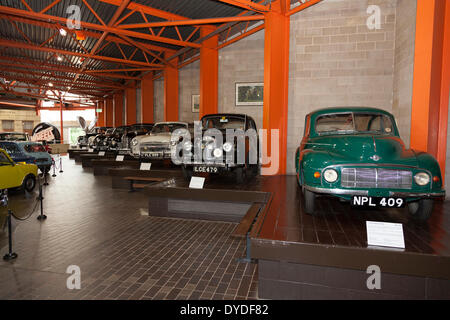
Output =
[
  {"x1": 235, "y1": 82, "x2": 264, "y2": 106},
  {"x1": 192, "y1": 94, "x2": 200, "y2": 113}
]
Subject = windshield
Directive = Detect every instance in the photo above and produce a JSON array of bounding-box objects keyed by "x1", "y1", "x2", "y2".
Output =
[
  {"x1": 0, "y1": 151, "x2": 12, "y2": 165},
  {"x1": 202, "y1": 116, "x2": 245, "y2": 130},
  {"x1": 315, "y1": 113, "x2": 394, "y2": 135},
  {"x1": 0, "y1": 143, "x2": 20, "y2": 154},
  {"x1": 152, "y1": 123, "x2": 186, "y2": 134},
  {"x1": 24, "y1": 144, "x2": 46, "y2": 153},
  {"x1": 0, "y1": 133, "x2": 27, "y2": 141}
]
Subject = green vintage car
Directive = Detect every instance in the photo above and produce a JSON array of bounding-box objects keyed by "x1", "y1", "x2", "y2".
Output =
[{"x1": 295, "y1": 107, "x2": 445, "y2": 222}]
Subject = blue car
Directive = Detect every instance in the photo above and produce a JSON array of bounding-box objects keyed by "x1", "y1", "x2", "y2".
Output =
[{"x1": 0, "y1": 141, "x2": 52, "y2": 173}]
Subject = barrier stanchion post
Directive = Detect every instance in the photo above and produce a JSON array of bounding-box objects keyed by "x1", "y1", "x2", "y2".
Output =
[
  {"x1": 43, "y1": 169, "x2": 49, "y2": 186},
  {"x1": 52, "y1": 158, "x2": 57, "y2": 177},
  {"x1": 59, "y1": 156, "x2": 63, "y2": 173},
  {"x1": 3, "y1": 210, "x2": 17, "y2": 261},
  {"x1": 36, "y1": 181, "x2": 47, "y2": 221}
]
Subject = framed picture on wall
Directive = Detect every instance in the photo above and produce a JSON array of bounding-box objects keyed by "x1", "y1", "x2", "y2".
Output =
[
  {"x1": 235, "y1": 83, "x2": 264, "y2": 106},
  {"x1": 192, "y1": 94, "x2": 200, "y2": 113}
]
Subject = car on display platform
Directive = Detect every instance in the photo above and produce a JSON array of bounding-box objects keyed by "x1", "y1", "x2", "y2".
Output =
[
  {"x1": 0, "y1": 141, "x2": 52, "y2": 173},
  {"x1": 0, "y1": 132, "x2": 30, "y2": 142},
  {"x1": 92, "y1": 127, "x2": 115, "y2": 151},
  {"x1": 180, "y1": 114, "x2": 260, "y2": 183},
  {"x1": 102, "y1": 125, "x2": 132, "y2": 153},
  {"x1": 0, "y1": 148, "x2": 38, "y2": 192},
  {"x1": 295, "y1": 107, "x2": 445, "y2": 222},
  {"x1": 121, "y1": 123, "x2": 154, "y2": 153},
  {"x1": 77, "y1": 127, "x2": 112, "y2": 149},
  {"x1": 131, "y1": 122, "x2": 188, "y2": 160}
]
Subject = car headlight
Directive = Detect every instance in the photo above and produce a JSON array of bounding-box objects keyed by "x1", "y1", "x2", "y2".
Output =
[
  {"x1": 323, "y1": 169, "x2": 338, "y2": 183},
  {"x1": 132, "y1": 139, "x2": 138, "y2": 146},
  {"x1": 414, "y1": 172, "x2": 430, "y2": 186},
  {"x1": 183, "y1": 141, "x2": 192, "y2": 151},
  {"x1": 223, "y1": 142, "x2": 233, "y2": 152},
  {"x1": 213, "y1": 148, "x2": 223, "y2": 158}
]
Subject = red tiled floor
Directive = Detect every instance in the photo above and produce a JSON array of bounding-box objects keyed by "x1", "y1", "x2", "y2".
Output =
[{"x1": 0, "y1": 156, "x2": 258, "y2": 300}]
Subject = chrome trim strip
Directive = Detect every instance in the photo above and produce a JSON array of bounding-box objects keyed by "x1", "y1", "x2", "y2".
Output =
[
  {"x1": 304, "y1": 186, "x2": 369, "y2": 196},
  {"x1": 304, "y1": 186, "x2": 445, "y2": 198}
]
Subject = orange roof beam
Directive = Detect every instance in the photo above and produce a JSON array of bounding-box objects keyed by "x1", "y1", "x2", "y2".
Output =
[
  {"x1": 286, "y1": 0, "x2": 323, "y2": 17},
  {"x1": 0, "y1": 38, "x2": 164, "y2": 68},
  {"x1": 214, "y1": 0, "x2": 270, "y2": 12},
  {"x1": 0, "y1": 5, "x2": 201, "y2": 48},
  {"x1": 117, "y1": 14, "x2": 265, "y2": 29},
  {"x1": 98, "y1": 0, "x2": 189, "y2": 21}
]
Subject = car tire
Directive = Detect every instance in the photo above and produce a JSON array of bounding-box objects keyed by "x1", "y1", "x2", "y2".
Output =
[
  {"x1": 304, "y1": 189, "x2": 316, "y2": 215},
  {"x1": 407, "y1": 199, "x2": 433, "y2": 222},
  {"x1": 22, "y1": 175, "x2": 36, "y2": 192},
  {"x1": 182, "y1": 166, "x2": 193, "y2": 180},
  {"x1": 235, "y1": 167, "x2": 245, "y2": 184}
]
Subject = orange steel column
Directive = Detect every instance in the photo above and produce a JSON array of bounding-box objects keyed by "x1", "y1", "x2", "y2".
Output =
[
  {"x1": 263, "y1": 3, "x2": 290, "y2": 175},
  {"x1": 114, "y1": 92, "x2": 124, "y2": 127},
  {"x1": 105, "y1": 97, "x2": 114, "y2": 127},
  {"x1": 97, "y1": 100, "x2": 105, "y2": 127},
  {"x1": 411, "y1": 0, "x2": 450, "y2": 179},
  {"x1": 199, "y1": 26, "x2": 218, "y2": 118},
  {"x1": 164, "y1": 55, "x2": 179, "y2": 121},
  {"x1": 125, "y1": 87, "x2": 137, "y2": 125},
  {"x1": 141, "y1": 72, "x2": 154, "y2": 123}
]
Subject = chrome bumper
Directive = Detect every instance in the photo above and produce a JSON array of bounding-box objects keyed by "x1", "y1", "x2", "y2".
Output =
[{"x1": 304, "y1": 186, "x2": 445, "y2": 198}]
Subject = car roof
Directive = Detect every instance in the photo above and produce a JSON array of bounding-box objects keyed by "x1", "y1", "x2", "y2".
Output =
[
  {"x1": 0, "y1": 132, "x2": 26, "y2": 135},
  {"x1": 201, "y1": 113, "x2": 254, "y2": 121},
  {"x1": 308, "y1": 107, "x2": 394, "y2": 117},
  {"x1": 154, "y1": 122, "x2": 187, "y2": 125}
]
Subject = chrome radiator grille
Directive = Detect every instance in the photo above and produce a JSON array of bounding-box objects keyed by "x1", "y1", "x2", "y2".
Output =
[
  {"x1": 140, "y1": 143, "x2": 169, "y2": 153},
  {"x1": 341, "y1": 168, "x2": 412, "y2": 189}
]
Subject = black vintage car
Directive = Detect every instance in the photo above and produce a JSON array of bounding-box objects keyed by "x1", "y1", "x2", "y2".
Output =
[
  {"x1": 92, "y1": 127, "x2": 115, "y2": 151},
  {"x1": 92, "y1": 123, "x2": 153, "y2": 153},
  {"x1": 77, "y1": 126, "x2": 112, "y2": 149},
  {"x1": 179, "y1": 113, "x2": 260, "y2": 183}
]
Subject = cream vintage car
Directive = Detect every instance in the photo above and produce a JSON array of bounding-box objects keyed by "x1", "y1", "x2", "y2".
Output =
[{"x1": 130, "y1": 122, "x2": 189, "y2": 160}]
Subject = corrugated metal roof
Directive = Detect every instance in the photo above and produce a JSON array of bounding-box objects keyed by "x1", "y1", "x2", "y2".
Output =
[{"x1": 0, "y1": 0, "x2": 271, "y2": 100}]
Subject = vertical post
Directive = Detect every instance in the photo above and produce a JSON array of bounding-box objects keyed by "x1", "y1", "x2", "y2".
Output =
[
  {"x1": 141, "y1": 72, "x2": 154, "y2": 123},
  {"x1": 97, "y1": 100, "x2": 105, "y2": 127},
  {"x1": 199, "y1": 26, "x2": 219, "y2": 118},
  {"x1": 114, "y1": 92, "x2": 124, "y2": 127},
  {"x1": 125, "y1": 86, "x2": 137, "y2": 125},
  {"x1": 59, "y1": 99, "x2": 64, "y2": 143},
  {"x1": 263, "y1": 1, "x2": 290, "y2": 175},
  {"x1": 105, "y1": 97, "x2": 114, "y2": 127},
  {"x1": 3, "y1": 210, "x2": 17, "y2": 261},
  {"x1": 410, "y1": 0, "x2": 450, "y2": 181},
  {"x1": 164, "y1": 54, "x2": 179, "y2": 121}
]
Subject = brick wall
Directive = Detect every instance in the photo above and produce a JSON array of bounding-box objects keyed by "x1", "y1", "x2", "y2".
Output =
[
  {"x1": 218, "y1": 31, "x2": 265, "y2": 130},
  {"x1": 179, "y1": 60, "x2": 200, "y2": 123},
  {"x1": 392, "y1": 0, "x2": 417, "y2": 148},
  {"x1": 0, "y1": 108, "x2": 40, "y2": 133},
  {"x1": 286, "y1": 0, "x2": 397, "y2": 174},
  {"x1": 446, "y1": 94, "x2": 450, "y2": 199}
]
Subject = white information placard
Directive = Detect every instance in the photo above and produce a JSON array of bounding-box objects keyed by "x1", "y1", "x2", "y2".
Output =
[
  {"x1": 98, "y1": 151, "x2": 105, "y2": 156},
  {"x1": 116, "y1": 155, "x2": 125, "y2": 162},
  {"x1": 366, "y1": 221, "x2": 405, "y2": 249},
  {"x1": 189, "y1": 177, "x2": 205, "y2": 189},
  {"x1": 88, "y1": 148, "x2": 94, "y2": 153},
  {"x1": 140, "y1": 163, "x2": 152, "y2": 171}
]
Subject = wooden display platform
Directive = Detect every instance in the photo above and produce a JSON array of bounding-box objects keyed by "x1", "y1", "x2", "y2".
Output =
[
  {"x1": 92, "y1": 159, "x2": 141, "y2": 175},
  {"x1": 142, "y1": 174, "x2": 450, "y2": 299}
]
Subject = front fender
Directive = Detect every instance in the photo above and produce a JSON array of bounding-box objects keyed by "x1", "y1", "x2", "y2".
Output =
[
  {"x1": 414, "y1": 151, "x2": 444, "y2": 191},
  {"x1": 300, "y1": 150, "x2": 332, "y2": 186}
]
